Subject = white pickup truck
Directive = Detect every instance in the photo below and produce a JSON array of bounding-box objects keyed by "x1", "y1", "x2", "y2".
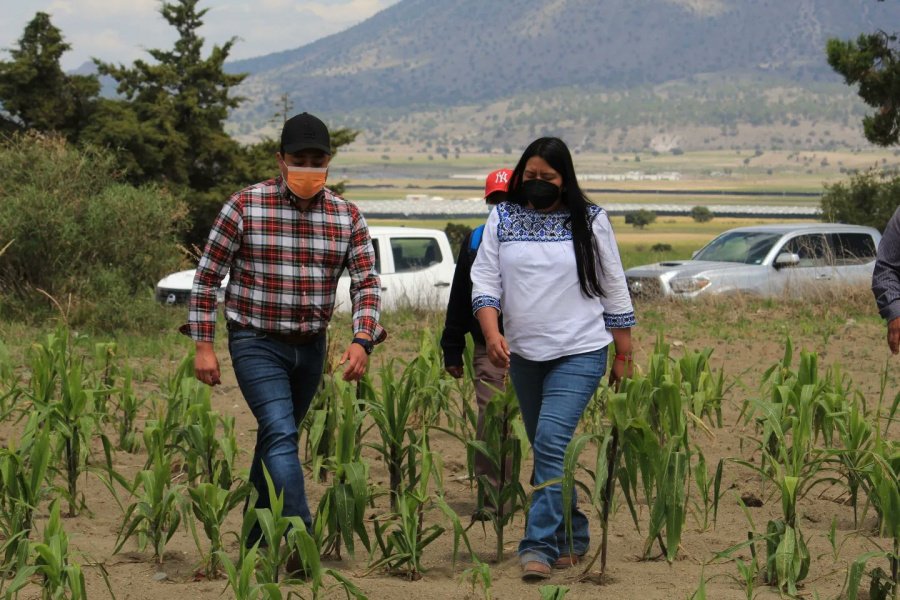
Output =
[{"x1": 155, "y1": 226, "x2": 457, "y2": 312}]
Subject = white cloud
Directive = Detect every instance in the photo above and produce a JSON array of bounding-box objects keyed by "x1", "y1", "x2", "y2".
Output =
[
  {"x1": 301, "y1": 0, "x2": 388, "y2": 22},
  {"x1": 0, "y1": 0, "x2": 400, "y2": 69}
]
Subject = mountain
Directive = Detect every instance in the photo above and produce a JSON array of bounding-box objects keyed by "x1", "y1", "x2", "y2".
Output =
[
  {"x1": 71, "y1": 61, "x2": 118, "y2": 98},
  {"x1": 225, "y1": 0, "x2": 900, "y2": 151}
]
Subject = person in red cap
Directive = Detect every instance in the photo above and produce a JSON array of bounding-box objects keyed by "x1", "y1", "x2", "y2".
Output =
[{"x1": 440, "y1": 168, "x2": 512, "y2": 521}]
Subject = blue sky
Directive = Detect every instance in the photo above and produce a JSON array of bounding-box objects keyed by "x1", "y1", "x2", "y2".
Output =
[{"x1": 0, "y1": 0, "x2": 401, "y2": 70}]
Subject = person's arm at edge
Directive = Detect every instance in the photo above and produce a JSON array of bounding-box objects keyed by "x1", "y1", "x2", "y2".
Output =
[
  {"x1": 471, "y1": 209, "x2": 508, "y2": 368},
  {"x1": 441, "y1": 232, "x2": 474, "y2": 375},
  {"x1": 873, "y1": 207, "x2": 900, "y2": 353},
  {"x1": 592, "y1": 209, "x2": 637, "y2": 387},
  {"x1": 180, "y1": 194, "x2": 243, "y2": 386},
  {"x1": 340, "y1": 204, "x2": 386, "y2": 380}
]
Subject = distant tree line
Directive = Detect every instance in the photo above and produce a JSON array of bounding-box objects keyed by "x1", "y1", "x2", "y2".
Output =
[
  {"x1": 0, "y1": 1, "x2": 358, "y2": 248},
  {"x1": 0, "y1": 1, "x2": 358, "y2": 329},
  {"x1": 823, "y1": 0, "x2": 899, "y2": 231}
]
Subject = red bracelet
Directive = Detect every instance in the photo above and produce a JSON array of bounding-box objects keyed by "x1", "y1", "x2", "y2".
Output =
[{"x1": 614, "y1": 354, "x2": 633, "y2": 363}]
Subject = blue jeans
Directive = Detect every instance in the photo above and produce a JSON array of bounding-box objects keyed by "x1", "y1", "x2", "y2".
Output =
[
  {"x1": 509, "y1": 347, "x2": 608, "y2": 565},
  {"x1": 228, "y1": 328, "x2": 326, "y2": 546}
]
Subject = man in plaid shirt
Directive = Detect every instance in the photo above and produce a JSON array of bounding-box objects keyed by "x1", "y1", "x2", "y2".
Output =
[{"x1": 181, "y1": 112, "x2": 385, "y2": 570}]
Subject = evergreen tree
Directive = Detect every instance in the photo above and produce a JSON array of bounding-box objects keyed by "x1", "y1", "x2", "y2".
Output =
[
  {"x1": 94, "y1": 0, "x2": 246, "y2": 189},
  {"x1": 90, "y1": 0, "x2": 248, "y2": 244},
  {"x1": 0, "y1": 12, "x2": 99, "y2": 139},
  {"x1": 826, "y1": 0, "x2": 899, "y2": 146}
]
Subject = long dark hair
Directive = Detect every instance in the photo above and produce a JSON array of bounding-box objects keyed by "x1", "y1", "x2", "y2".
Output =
[{"x1": 508, "y1": 137, "x2": 603, "y2": 298}]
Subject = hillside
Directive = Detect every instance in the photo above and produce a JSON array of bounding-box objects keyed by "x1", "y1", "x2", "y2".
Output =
[{"x1": 225, "y1": 0, "x2": 900, "y2": 151}]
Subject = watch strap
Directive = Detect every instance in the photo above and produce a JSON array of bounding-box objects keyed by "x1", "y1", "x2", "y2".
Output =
[{"x1": 352, "y1": 337, "x2": 374, "y2": 354}]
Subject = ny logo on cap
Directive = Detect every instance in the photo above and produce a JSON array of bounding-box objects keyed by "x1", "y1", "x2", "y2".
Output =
[{"x1": 495, "y1": 171, "x2": 509, "y2": 183}]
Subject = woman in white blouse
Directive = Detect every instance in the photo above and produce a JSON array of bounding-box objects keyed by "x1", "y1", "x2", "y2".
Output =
[{"x1": 471, "y1": 137, "x2": 635, "y2": 581}]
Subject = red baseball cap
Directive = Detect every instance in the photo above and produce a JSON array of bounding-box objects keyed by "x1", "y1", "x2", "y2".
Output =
[{"x1": 484, "y1": 168, "x2": 513, "y2": 199}]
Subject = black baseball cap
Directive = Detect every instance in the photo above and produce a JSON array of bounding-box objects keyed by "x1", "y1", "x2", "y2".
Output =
[{"x1": 281, "y1": 112, "x2": 331, "y2": 155}]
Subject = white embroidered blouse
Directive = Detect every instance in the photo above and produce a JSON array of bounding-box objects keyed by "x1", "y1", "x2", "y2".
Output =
[{"x1": 471, "y1": 201, "x2": 636, "y2": 362}]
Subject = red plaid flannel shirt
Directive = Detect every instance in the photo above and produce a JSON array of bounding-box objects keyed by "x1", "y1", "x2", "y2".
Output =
[{"x1": 180, "y1": 177, "x2": 386, "y2": 343}]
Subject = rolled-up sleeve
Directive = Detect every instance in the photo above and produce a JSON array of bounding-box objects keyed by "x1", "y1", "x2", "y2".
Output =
[
  {"x1": 346, "y1": 205, "x2": 387, "y2": 343},
  {"x1": 179, "y1": 195, "x2": 242, "y2": 342},
  {"x1": 471, "y1": 209, "x2": 502, "y2": 314},
  {"x1": 873, "y1": 207, "x2": 900, "y2": 322},
  {"x1": 593, "y1": 210, "x2": 636, "y2": 329}
]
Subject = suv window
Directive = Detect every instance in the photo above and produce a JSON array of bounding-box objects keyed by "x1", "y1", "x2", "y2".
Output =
[
  {"x1": 782, "y1": 234, "x2": 830, "y2": 267},
  {"x1": 828, "y1": 233, "x2": 876, "y2": 265},
  {"x1": 372, "y1": 239, "x2": 381, "y2": 273},
  {"x1": 391, "y1": 237, "x2": 442, "y2": 273}
]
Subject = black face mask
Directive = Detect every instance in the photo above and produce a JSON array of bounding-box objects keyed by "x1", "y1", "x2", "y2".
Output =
[{"x1": 521, "y1": 179, "x2": 560, "y2": 210}]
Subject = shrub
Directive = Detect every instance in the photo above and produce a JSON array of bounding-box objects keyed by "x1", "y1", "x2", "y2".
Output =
[
  {"x1": 444, "y1": 223, "x2": 473, "y2": 257},
  {"x1": 821, "y1": 169, "x2": 900, "y2": 232},
  {"x1": 625, "y1": 210, "x2": 657, "y2": 229},
  {"x1": 651, "y1": 243, "x2": 673, "y2": 252},
  {"x1": 0, "y1": 134, "x2": 187, "y2": 329},
  {"x1": 690, "y1": 206, "x2": 714, "y2": 223}
]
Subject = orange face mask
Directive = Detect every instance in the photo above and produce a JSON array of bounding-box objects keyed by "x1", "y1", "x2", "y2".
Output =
[{"x1": 281, "y1": 163, "x2": 327, "y2": 199}]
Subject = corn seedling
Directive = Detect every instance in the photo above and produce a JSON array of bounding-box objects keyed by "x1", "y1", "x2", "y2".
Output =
[
  {"x1": 91, "y1": 341, "x2": 118, "y2": 420},
  {"x1": 366, "y1": 358, "x2": 430, "y2": 508},
  {"x1": 115, "y1": 443, "x2": 185, "y2": 563},
  {"x1": 177, "y1": 393, "x2": 238, "y2": 488},
  {"x1": 25, "y1": 327, "x2": 105, "y2": 517},
  {"x1": 539, "y1": 585, "x2": 569, "y2": 600},
  {"x1": 461, "y1": 559, "x2": 493, "y2": 600},
  {"x1": 467, "y1": 382, "x2": 526, "y2": 562},
  {"x1": 452, "y1": 336, "x2": 479, "y2": 439},
  {"x1": 25, "y1": 328, "x2": 66, "y2": 409},
  {"x1": 218, "y1": 545, "x2": 270, "y2": 600},
  {"x1": 369, "y1": 436, "x2": 444, "y2": 580},
  {"x1": 115, "y1": 367, "x2": 143, "y2": 453},
  {"x1": 0, "y1": 416, "x2": 52, "y2": 569},
  {"x1": 688, "y1": 567, "x2": 707, "y2": 600},
  {"x1": 732, "y1": 351, "x2": 836, "y2": 595},
  {"x1": 407, "y1": 331, "x2": 456, "y2": 428},
  {"x1": 690, "y1": 449, "x2": 724, "y2": 532},
  {"x1": 315, "y1": 379, "x2": 372, "y2": 559},
  {"x1": 607, "y1": 370, "x2": 692, "y2": 563},
  {"x1": 187, "y1": 480, "x2": 253, "y2": 579},
  {"x1": 845, "y1": 551, "x2": 898, "y2": 600},
  {"x1": 243, "y1": 467, "x2": 313, "y2": 584},
  {"x1": 303, "y1": 374, "x2": 344, "y2": 483},
  {"x1": 51, "y1": 344, "x2": 98, "y2": 517},
  {"x1": 30, "y1": 500, "x2": 87, "y2": 600},
  {"x1": 0, "y1": 339, "x2": 21, "y2": 421},
  {"x1": 860, "y1": 442, "x2": 899, "y2": 598},
  {"x1": 677, "y1": 346, "x2": 725, "y2": 428},
  {"x1": 733, "y1": 542, "x2": 761, "y2": 600},
  {"x1": 561, "y1": 412, "x2": 629, "y2": 580},
  {"x1": 150, "y1": 353, "x2": 201, "y2": 451}
]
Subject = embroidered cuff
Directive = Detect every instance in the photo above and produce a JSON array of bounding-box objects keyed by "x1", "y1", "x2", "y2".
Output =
[
  {"x1": 604, "y1": 311, "x2": 636, "y2": 329},
  {"x1": 472, "y1": 294, "x2": 501, "y2": 315}
]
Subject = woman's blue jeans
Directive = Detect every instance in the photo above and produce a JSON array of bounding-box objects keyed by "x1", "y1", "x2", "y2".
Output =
[
  {"x1": 509, "y1": 347, "x2": 608, "y2": 565},
  {"x1": 228, "y1": 328, "x2": 326, "y2": 546}
]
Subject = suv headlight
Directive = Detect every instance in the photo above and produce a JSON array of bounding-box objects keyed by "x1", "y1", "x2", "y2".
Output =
[{"x1": 669, "y1": 276, "x2": 711, "y2": 294}]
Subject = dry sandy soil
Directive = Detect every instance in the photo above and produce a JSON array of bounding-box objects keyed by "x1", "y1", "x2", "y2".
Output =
[{"x1": 3, "y1": 292, "x2": 897, "y2": 600}]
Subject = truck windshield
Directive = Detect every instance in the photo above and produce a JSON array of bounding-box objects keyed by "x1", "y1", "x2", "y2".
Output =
[{"x1": 693, "y1": 232, "x2": 783, "y2": 265}]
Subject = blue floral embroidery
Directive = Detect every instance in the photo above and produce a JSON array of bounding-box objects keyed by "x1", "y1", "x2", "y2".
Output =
[
  {"x1": 604, "y1": 311, "x2": 637, "y2": 329},
  {"x1": 497, "y1": 202, "x2": 603, "y2": 242},
  {"x1": 472, "y1": 294, "x2": 500, "y2": 315}
]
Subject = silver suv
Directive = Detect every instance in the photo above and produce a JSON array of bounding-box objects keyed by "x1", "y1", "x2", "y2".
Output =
[{"x1": 624, "y1": 224, "x2": 881, "y2": 299}]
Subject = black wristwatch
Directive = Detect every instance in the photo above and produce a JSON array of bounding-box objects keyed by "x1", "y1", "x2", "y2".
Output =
[{"x1": 352, "y1": 337, "x2": 375, "y2": 355}]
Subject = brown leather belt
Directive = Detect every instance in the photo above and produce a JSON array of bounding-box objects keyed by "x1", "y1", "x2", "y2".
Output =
[{"x1": 226, "y1": 321, "x2": 324, "y2": 345}]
